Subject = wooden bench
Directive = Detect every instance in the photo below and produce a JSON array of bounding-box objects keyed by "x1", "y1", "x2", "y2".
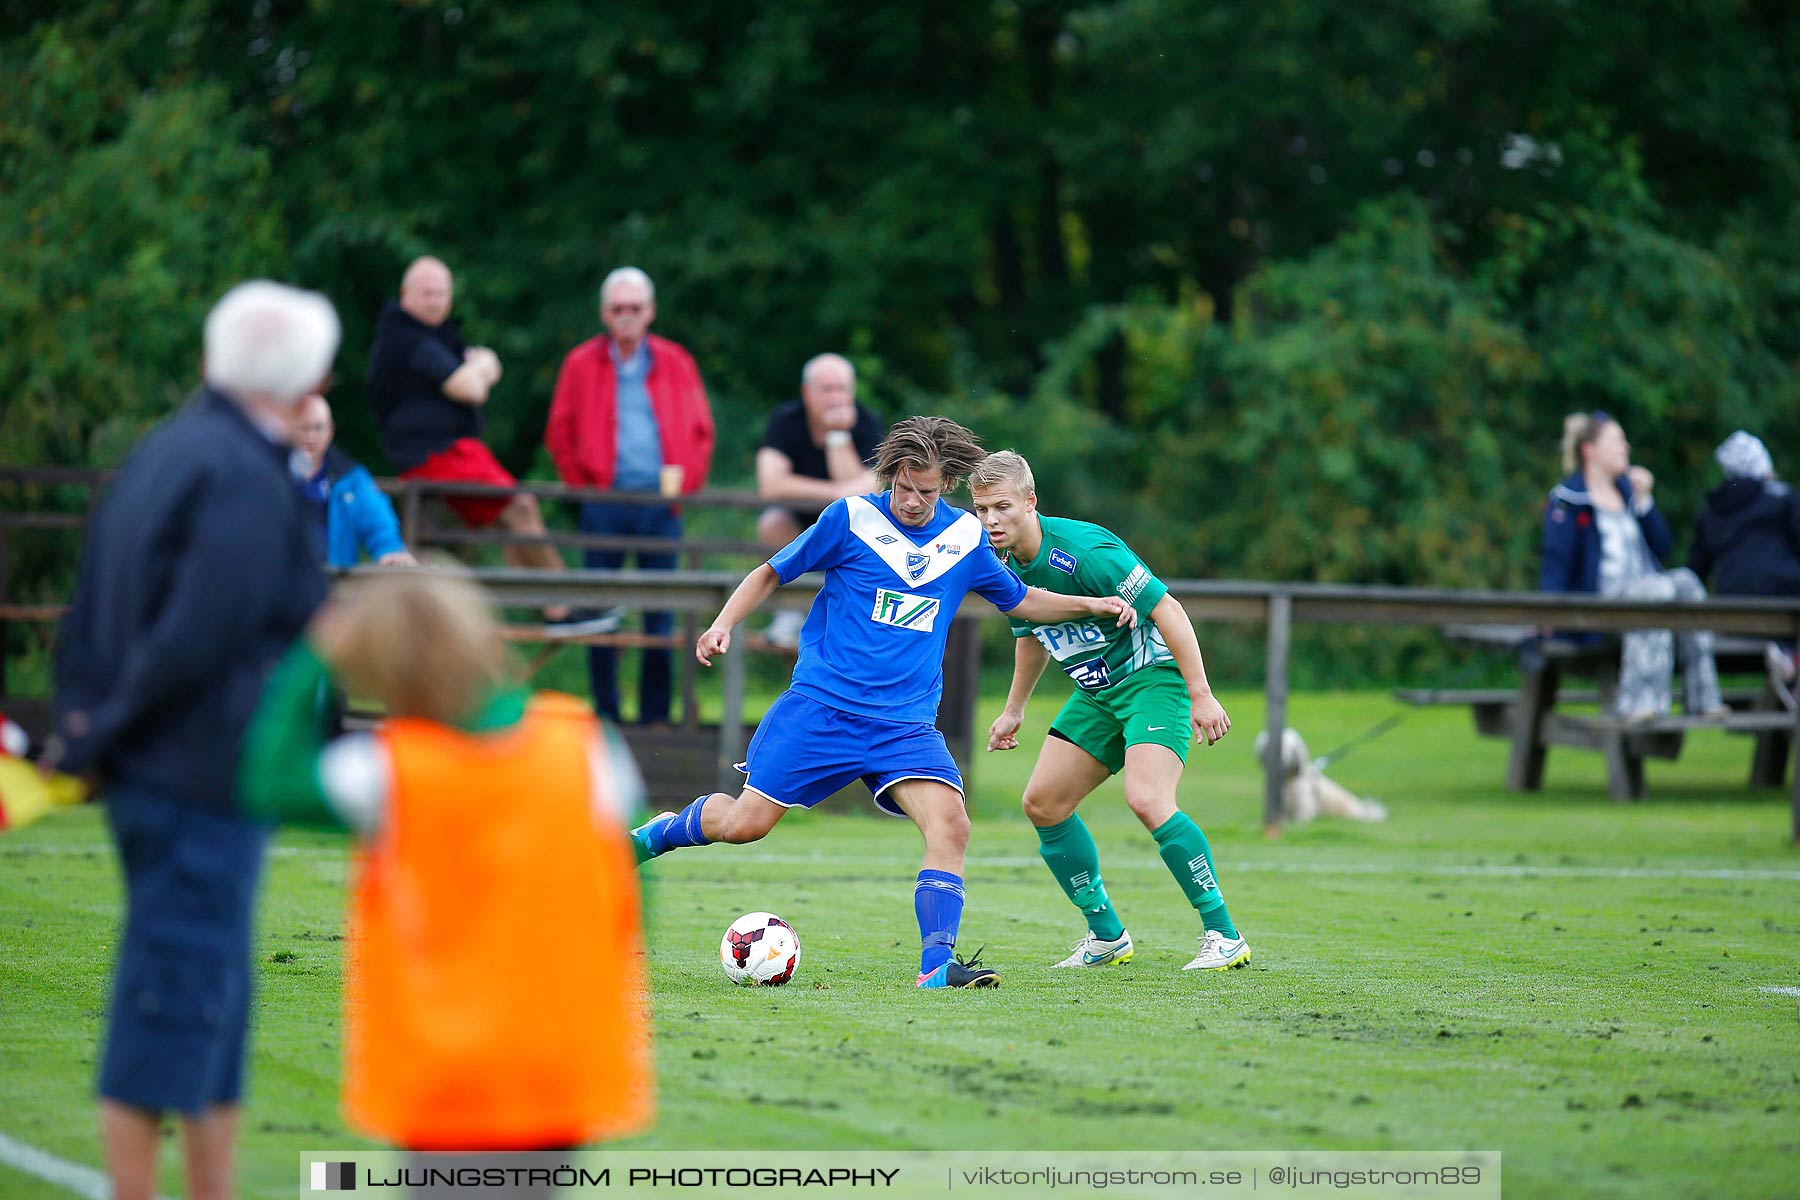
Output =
[
  {"x1": 1395, "y1": 685, "x2": 1767, "y2": 739},
  {"x1": 1400, "y1": 625, "x2": 1795, "y2": 802}
]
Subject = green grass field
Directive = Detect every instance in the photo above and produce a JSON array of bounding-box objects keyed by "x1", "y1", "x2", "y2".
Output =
[{"x1": 3, "y1": 689, "x2": 1797, "y2": 1199}]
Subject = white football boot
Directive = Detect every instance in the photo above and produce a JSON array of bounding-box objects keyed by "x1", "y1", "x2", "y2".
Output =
[
  {"x1": 1182, "y1": 929, "x2": 1251, "y2": 971},
  {"x1": 1051, "y1": 929, "x2": 1135, "y2": 968}
]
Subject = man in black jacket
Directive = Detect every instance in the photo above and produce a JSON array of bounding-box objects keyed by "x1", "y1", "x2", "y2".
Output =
[
  {"x1": 1689, "y1": 430, "x2": 1800, "y2": 698},
  {"x1": 51, "y1": 280, "x2": 338, "y2": 1200},
  {"x1": 367, "y1": 256, "x2": 595, "y2": 631},
  {"x1": 1688, "y1": 430, "x2": 1800, "y2": 598}
]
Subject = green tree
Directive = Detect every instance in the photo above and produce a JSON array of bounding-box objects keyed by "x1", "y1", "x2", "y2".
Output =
[{"x1": 0, "y1": 23, "x2": 289, "y2": 466}]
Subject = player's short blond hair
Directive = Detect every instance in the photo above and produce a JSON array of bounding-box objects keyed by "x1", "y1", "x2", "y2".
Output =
[
  {"x1": 968, "y1": 450, "x2": 1035, "y2": 498},
  {"x1": 331, "y1": 562, "x2": 508, "y2": 726}
]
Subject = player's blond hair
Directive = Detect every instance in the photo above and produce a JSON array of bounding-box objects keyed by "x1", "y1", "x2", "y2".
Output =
[
  {"x1": 968, "y1": 450, "x2": 1036, "y2": 498},
  {"x1": 330, "y1": 563, "x2": 508, "y2": 726},
  {"x1": 1560, "y1": 411, "x2": 1612, "y2": 475},
  {"x1": 873, "y1": 416, "x2": 986, "y2": 491}
]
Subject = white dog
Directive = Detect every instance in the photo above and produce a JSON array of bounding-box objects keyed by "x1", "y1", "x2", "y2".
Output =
[{"x1": 1251, "y1": 728, "x2": 1389, "y2": 824}]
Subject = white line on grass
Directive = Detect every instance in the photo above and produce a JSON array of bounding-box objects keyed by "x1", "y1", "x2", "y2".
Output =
[
  {"x1": 11, "y1": 845, "x2": 1800, "y2": 882},
  {"x1": 0, "y1": 1131, "x2": 141, "y2": 1200},
  {"x1": 665, "y1": 853, "x2": 1799, "y2": 881},
  {"x1": 1758, "y1": 985, "x2": 1800, "y2": 997}
]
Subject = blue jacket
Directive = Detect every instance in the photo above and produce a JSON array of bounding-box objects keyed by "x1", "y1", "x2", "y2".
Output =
[
  {"x1": 1539, "y1": 471, "x2": 1672, "y2": 595},
  {"x1": 303, "y1": 447, "x2": 408, "y2": 567},
  {"x1": 53, "y1": 388, "x2": 328, "y2": 810}
]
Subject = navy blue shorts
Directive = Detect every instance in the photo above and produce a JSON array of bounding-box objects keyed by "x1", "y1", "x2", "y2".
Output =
[
  {"x1": 740, "y1": 690, "x2": 963, "y2": 816},
  {"x1": 99, "y1": 785, "x2": 267, "y2": 1114}
]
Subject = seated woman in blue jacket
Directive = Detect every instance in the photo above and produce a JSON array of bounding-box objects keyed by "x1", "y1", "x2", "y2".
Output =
[
  {"x1": 1540, "y1": 412, "x2": 1724, "y2": 722},
  {"x1": 293, "y1": 394, "x2": 416, "y2": 567}
]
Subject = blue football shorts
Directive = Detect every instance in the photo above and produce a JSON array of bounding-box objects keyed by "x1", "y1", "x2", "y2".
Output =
[{"x1": 740, "y1": 690, "x2": 963, "y2": 816}]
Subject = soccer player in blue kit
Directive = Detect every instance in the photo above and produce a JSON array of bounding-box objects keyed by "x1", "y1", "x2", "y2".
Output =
[{"x1": 632, "y1": 417, "x2": 1137, "y2": 988}]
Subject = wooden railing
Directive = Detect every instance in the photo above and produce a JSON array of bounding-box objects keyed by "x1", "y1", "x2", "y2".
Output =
[
  {"x1": 6, "y1": 467, "x2": 1800, "y2": 838},
  {"x1": 462, "y1": 570, "x2": 1800, "y2": 837}
]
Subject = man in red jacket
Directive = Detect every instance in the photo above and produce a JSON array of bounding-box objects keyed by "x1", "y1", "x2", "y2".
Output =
[{"x1": 546, "y1": 267, "x2": 715, "y2": 725}]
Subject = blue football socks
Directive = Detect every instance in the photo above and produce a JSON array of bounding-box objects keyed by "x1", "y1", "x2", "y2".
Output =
[
  {"x1": 649, "y1": 795, "x2": 714, "y2": 856},
  {"x1": 914, "y1": 869, "x2": 965, "y2": 979}
]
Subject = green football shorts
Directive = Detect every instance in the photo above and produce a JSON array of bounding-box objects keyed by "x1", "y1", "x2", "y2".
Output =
[{"x1": 1047, "y1": 664, "x2": 1191, "y2": 774}]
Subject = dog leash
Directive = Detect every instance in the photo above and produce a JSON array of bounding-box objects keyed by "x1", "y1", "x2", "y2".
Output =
[
  {"x1": 1310, "y1": 711, "x2": 1410, "y2": 771},
  {"x1": 1307, "y1": 657, "x2": 1497, "y2": 770}
]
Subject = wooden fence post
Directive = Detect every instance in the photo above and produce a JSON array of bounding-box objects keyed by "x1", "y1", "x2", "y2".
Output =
[
  {"x1": 0, "y1": 523, "x2": 11, "y2": 704},
  {"x1": 936, "y1": 616, "x2": 982, "y2": 771},
  {"x1": 681, "y1": 547, "x2": 700, "y2": 733},
  {"x1": 1263, "y1": 591, "x2": 1292, "y2": 838},
  {"x1": 400, "y1": 482, "x2": 422, "y2": 549},
  {"x1": 718, "y1": 616, "x2": 748, "y2": 793}
]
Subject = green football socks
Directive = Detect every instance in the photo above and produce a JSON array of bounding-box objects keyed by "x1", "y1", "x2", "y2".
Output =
[
  {"x1": 1035, "y1": 814, "x2": 1126, "y2": 940},
  {"x1": 1152, "y1": 811, "x2": 1238, "y2": 938}
]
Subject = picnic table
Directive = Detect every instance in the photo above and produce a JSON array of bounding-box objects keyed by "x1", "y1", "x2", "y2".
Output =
[
  {"x1": 1164, "y1": 585, "x2": 1800, "y2": 842},
  {"x1": 1397, "y1": 624, "x2": 1794, "y2": 804}
]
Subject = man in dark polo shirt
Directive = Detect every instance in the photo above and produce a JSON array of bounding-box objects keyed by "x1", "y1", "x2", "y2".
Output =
[
  {"x1": 51, "y1": 280, "x2": 337, "y2": 1200},
  {"x1": 368, "y1": 256, "x2": 593, "y2": 629},
  {"x1": 755, "y1": 352, "x2": 885, "y2": 646}
]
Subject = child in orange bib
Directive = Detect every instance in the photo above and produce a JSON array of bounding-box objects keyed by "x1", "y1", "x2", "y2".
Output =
[{"x1": 241, "y1": 568, "x2": 652, "y2": 1150}]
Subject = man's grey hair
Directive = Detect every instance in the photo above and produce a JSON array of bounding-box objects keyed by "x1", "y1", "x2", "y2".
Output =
[
  {"x1": 203, "y1": 281, "x2": 341, "y2": 408},
  {"x1": 600, "y1": 266, "x2": 656, "y2": 307},
  {"x1": 802, "y1": 353, "x2": 855, "y2": 387}
]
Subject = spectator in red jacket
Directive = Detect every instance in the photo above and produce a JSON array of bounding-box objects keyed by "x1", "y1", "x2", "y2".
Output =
[{"x1": 546, "y1": 267, "x2": 715, "y2": 725}]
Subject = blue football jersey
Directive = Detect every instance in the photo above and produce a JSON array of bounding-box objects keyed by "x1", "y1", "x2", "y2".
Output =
[{"x1": 767, "y1": 493, "x2": 1028, "y2": 723}]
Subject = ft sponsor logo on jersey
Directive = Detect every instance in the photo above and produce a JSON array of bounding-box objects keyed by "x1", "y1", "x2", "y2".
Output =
[{"x1": 871, "y1": 589, "x2": 940, "y2": 632}]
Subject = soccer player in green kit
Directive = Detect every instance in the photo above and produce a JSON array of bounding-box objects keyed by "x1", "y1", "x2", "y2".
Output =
[{"x1": 970, "y1": 451, "x2": 1250, "y2": 972}]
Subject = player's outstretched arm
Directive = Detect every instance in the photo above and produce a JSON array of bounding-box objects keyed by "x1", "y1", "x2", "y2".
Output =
[
  {"x1": 1006, "y1": 586, "x2": 1137, "y2": 629},
  {"x1": 989, "y1": 637, "x2": 1051, "y2": 752},
  {"x1": 698, "y1": 563, "x2": 781, "y2": 666},
  {"x1": 1149, "y1": 593, "x2": 1229, "y2": 745}
]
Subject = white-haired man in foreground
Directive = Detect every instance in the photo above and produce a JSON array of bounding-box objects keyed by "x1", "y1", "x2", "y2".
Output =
[{"x1": 51, "y1": 281, "x2": 338, "y2": 1200}]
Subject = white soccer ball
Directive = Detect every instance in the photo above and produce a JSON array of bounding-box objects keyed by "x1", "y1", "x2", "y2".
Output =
[{"x1": 720, "y1": 911, "x2": 801, "y2": 987}]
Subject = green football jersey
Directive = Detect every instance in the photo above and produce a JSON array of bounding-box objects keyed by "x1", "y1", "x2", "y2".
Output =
[{"x1": 1004, "y1": 514, "x2": 1172, "y2": 691}]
